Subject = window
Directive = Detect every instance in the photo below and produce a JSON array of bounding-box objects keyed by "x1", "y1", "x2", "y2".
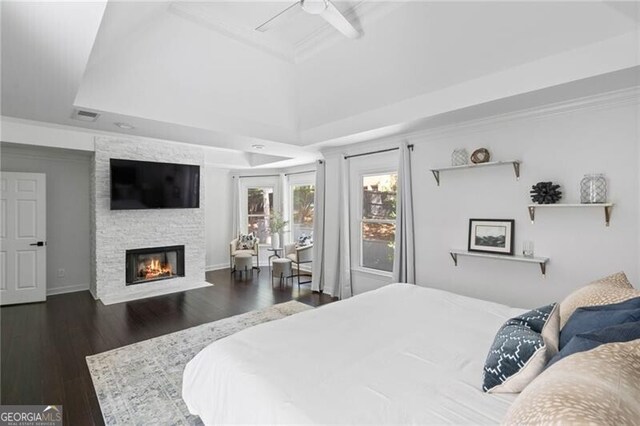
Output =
[
  {"x1": 361, "y1": 173, "x2": 397, "y2": 272},
  {"x1": 247, "y1": 187, "x2": 274, "y2": 244},
  {"x1": 290, "y1": 184, "x2": 315, "y2": 243}
]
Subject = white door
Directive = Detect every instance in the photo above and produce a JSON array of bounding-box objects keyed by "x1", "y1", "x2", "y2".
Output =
[{"x1": 0, "y1": 172, "x2": 47, "y2": 305}]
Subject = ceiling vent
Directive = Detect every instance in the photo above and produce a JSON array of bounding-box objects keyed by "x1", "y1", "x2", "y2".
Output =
[{"x1": 72, "y1": 109, "x2": 100, "y2": 122}]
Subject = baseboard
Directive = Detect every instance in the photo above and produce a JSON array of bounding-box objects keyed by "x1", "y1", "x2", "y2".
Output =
[
  {"x1": 297, "y1": 264, "x2": 312, "y2": 273},
  {"x1": 47, "y1": 283, "x2": 90, "y2": 296},
  {"x1": 205, "y1": 263, "x2": 229, "y2": 271},
  {"x1": 206, "y1": 263, "x2": 310, "y2": 273},
  {"x1": 89, "y1": 288, "x2": 99, "y2": 300}
]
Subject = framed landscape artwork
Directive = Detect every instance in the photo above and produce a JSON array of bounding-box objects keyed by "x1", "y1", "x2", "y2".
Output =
[{"x1": 468, "y1": 219, "x2": 515, "y2": 255}]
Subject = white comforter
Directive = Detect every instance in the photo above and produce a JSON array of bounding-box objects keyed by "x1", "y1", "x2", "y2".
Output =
[{"x1": 182, "y1": 283, "x2": 525, "y2": 425}]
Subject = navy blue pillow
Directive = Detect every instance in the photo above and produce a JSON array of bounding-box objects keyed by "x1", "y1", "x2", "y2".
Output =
[
  {"x1": 559, "y1": 306, "x2": 640, "y2": 349},
  {"x1": 575, "y1": 296, "x2": 640, "y2": 312},
  {"x1": 548, "y1": 320, "x2": 640, "y2": 368},
  {"x1": 483, "y1": 303, "x2": 556, "y2": 392}
]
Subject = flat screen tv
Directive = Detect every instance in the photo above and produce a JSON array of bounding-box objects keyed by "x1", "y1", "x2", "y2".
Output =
[{"x1": 110, "y1": 159, "x2": 200, "y2": 210}]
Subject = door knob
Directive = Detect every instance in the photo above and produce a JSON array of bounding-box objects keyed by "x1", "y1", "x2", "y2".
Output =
[{"x1": 29, "y1": 241, "x2": 45, "y2": 247}]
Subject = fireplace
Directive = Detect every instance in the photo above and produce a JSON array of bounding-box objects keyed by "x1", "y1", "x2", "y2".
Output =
[{"x1": 125, "y1": 245, "x2": 185, "y2": 285}]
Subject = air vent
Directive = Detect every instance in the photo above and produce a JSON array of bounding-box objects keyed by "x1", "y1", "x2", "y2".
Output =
[{"x1": 72, "y1": 109, "x2": 100, "y2": 122}]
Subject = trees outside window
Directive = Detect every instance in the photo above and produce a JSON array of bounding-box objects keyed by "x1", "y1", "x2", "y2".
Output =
[
  {"x1": 247, "y1": 187, "x2": 273, "y2": 244},
  {"x1": 361, "y1": 173, "x2": 397, "y2": 272},
  {"x1": 291, "y1": 184, "x2": 315, "y2": 242}
]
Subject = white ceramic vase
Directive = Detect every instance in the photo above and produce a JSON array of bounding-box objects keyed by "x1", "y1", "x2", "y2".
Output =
[{"x1": 271, "y1": 232, "x2": 281, "y2": 249}]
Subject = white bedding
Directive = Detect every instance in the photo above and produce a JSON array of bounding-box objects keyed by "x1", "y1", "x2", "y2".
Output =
[{"x1": 182, "y1": 283, "x2": 526, "y2": 425}]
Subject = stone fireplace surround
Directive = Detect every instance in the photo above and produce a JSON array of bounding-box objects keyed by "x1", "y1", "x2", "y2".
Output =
[{"x1": 90, "y1": 137, "x2": 208, "y2": 305}]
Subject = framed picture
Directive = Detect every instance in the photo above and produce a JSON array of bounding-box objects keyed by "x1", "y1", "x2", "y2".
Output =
[{"x1": 468, "y1": 219, "x2": 515, "y2": 255}]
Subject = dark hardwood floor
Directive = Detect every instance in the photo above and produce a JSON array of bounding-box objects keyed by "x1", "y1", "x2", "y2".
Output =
[{"x1": 0, "y1": 268, "x2": 335, "y2": 425}]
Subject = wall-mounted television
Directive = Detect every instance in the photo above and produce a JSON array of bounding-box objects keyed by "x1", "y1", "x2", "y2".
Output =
[{"x1": 110, "y1": 159, "x2": 200, "y2": 210}]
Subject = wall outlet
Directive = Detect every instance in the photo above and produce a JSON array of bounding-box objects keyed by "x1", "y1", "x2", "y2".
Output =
[{"x1": 57, "y1": 268, "x2": 66, "y2": 278}]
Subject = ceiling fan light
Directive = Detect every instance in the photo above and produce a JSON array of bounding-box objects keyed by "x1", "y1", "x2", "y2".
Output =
[{"x1": 301, "y1": 0, "x2": 328, "y2": 15}]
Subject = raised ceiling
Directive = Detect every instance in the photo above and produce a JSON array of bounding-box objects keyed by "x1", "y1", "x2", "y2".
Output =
[{"x1": 2, "y1": 1, "x2": 639, "y2": 167}]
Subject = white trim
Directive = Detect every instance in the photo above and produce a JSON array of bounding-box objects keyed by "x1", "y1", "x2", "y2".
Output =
[
  {"x1": 0, "y1": 143, "x2": 92, "y2": 164},
  {"x1": 0, "y1": 116, "x2": 248, "y2": 167},
  {"x1": 205, "y1": 263, "x2": 229, "y2": 272},
  {"x1": 294, "y1": 2, "x2": 404, "y2": 64},
  {"x1": 357, "y1": 169, "x2": 398, "y2": 274},
  {"x1": 287, "y1": 174, "x2": 316, "y2": 245},
  {"x1": 239, "y1": 177, "x2": 281, "y2": 245},
  {"x1": 47, "y1": 284, "x2": 90, "y2": 296},
  {"x1": 168, "y1": 3, "x2": 294, "y2": 63},
  {"x1": 351, "y1": 266, "x2": 392, "y2": 279},
  {"x1": 298, "y1": 264, "x2": 312, "y2": 273},
  {"x1": 320, "y1": 86, "x2": 640, "y2": 158}
]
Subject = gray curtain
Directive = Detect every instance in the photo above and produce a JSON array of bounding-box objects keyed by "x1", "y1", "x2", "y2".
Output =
[
  {"x1": 336, "y1": 156, "x2": 353, "y2": 298},
  {"x1": 231, "y1": 176, "x2": 241, "y2": 238},
  {"x1": 392, "y1": 142, "x2": 416, "y2": 283},
  {"x1": 311, "y1": 160, "x2": 325, "y2": 292}
]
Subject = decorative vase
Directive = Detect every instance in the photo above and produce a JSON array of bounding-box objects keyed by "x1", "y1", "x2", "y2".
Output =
[
  {"x1": 271, "y1": 232, "x2": 281, "y2": 249},
  {"x1": 580, "y1": 174, "x2": 607, "y2": 204},
  {"x1": 451, "y1": 148, "x2": 468, "y2": 166}
]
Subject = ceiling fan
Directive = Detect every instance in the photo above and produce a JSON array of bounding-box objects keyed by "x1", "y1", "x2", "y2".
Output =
[{"x1": 255, "y1": 0, "x2": 360, "y2": 39}]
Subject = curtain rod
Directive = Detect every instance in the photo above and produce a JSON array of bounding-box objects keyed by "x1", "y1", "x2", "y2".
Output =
[
  {"x1": 233, "y1": 174, "x2": 280, "y2": 179},
  {"x1": 344, "y1": 144, "x2": 414, "y2": 160},
  {"x1": 284, "y1": 170, "x2": 315, "y2": 177}
]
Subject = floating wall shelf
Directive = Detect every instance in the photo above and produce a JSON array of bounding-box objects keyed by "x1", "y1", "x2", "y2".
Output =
[
  {"x1": 450, "y1": 249, "x2": 549, "y2": 276},
  {"x1": 527, "y1": 203, "x2": 614, "y2": 227},
  {"x1": 430, "y1": 160, "x2": 521, "y2": 186}
]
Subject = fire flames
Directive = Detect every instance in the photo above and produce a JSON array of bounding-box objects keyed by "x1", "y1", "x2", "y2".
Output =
[{"x1": 138, "y1": 258, "x2": 173, "y2": 280}]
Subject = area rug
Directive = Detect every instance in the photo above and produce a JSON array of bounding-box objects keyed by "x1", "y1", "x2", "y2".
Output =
[{"x1": 86, "y1": 301, "x2": 313, "y2": 425}]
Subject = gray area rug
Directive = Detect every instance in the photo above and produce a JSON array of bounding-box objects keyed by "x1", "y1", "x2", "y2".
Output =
[{"x1": 86, "y1": 300, "x2": 313, "y2": 425}]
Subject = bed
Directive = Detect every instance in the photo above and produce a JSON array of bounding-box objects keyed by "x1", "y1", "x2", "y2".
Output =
[{"x1": 182, "y1": 283, "x2": 526, "y2": 424}]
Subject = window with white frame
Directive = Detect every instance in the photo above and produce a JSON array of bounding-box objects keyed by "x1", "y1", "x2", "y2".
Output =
[
  {"x1": 246, "y1": 186, "x2": 274, "y2": 245},
  {"x1": 360, "y1": 173, "x2": 397, "y2": 272},
  {"x1": 289, "y1": 182, "x2": 315, "y2": 243}
]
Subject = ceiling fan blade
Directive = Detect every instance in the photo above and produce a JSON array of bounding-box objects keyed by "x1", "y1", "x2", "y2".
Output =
[
  {"x1": 320, "y1": 0, "x2": 360, "y2": 39},
  {"x1": 255, "y1": 2, "x2": 300, "y2": 32}
]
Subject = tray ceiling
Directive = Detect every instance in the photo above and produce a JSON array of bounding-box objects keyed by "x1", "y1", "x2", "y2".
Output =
[{"x1": 2, "y1": 1, "x2": 638, "y2": 167}]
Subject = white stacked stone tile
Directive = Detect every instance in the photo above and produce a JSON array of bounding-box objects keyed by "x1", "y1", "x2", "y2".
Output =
[{"x1": 91, "y1": 137, "x2": 206, "y2": 303}]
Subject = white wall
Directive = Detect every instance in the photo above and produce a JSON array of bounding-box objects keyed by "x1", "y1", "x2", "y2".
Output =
[
  {"x1": 205, "y1": 166, "x2": 232, "y2": 270},
  {"x1": 321, "y1": 98, "x2": 639, "y2": 308},
  {"x1": 0, "y1": 143, "x2": 92, "y2": 295}
]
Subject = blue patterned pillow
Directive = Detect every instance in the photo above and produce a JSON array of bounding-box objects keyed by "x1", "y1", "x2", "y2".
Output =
[{"x1": 483, "y1": 303, "x2": 559, "y2": 393}]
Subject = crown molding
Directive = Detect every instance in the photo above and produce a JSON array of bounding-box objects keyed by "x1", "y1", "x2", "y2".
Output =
[
  {"x1": 294, "y1": 1, "x2": 403, "y2": 63},
  {"x1": 168, "y1": 1, "x2": 403, "y2": 65},
  {"x1": 167, "y1": 2, "x2": 295, "y2": 63},
  {"x1": 320, "y1": 85, "x2": 640, "y2": 156},
  {"x1": 0, "y1": 143, "x2": 92, "y2": 165},
  {"x1": 406, "y1": 85, "x2": 640, "y2": 142}
]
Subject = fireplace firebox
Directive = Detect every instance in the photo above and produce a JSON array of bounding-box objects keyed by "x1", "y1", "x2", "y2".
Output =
[{"x1": 125, "y1": 245, "x2": 185, "y2": 285}]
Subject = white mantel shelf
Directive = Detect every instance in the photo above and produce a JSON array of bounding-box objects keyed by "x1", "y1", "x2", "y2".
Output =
[
  {"x1": 449, "y1": 249, "x2": 549, "y2": 276},
  {"x1": 527, "y1": 203, "x2": 614, "y2": 227},
  {"x1": 430, "y1": 160, "x2": 521, "y2": 185}
]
